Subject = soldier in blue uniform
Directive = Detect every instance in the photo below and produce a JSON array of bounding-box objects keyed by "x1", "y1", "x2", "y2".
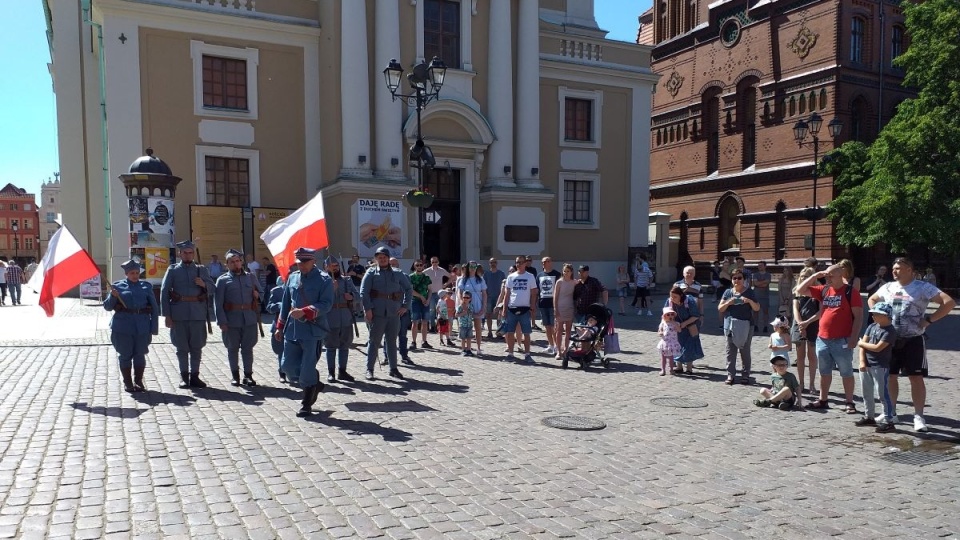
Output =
[
  {"x1": 323, "y1": 256, "x2": 358, "y2": 383},
  {"x1": 215, "y1": 249, "x2": 263, "y2": 387},
  {"x1": 266, "y1": 275, "x2": 287, "y2": 382},
  {"x1": 360, "y1": 246, "x2": 412, "y2": 381},
  {"x1": 104, "y1": 259, "x2": 159, "y2": 392},
  {"x1": 275, "y1": 247, "x2": 334, "y2": 417},
  {"x1": 161, "y1": 240, "x2": 215, "y2": 389}
]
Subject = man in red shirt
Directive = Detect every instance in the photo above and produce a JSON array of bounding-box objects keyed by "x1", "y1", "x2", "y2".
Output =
[{"x1": 797, "y1": 264, "x2": 864, "y2": 412}]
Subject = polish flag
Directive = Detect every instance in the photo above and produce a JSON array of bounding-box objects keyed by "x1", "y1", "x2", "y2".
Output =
[
  {"x1": 26, "y1": 226, "x2": 101, "y2": 317},
  {"x1": 259, "y1": 191, "x2": 329, "y2": 280}
]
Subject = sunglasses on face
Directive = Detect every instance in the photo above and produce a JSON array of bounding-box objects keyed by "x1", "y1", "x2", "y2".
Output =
[
  {"x1": 469, "y1": 264, "x2": 478, "y2": 268},
  {"x1": 414, "y1": 264, "x2": 423, "y2": 267},
  {"x1": 732, "y1": 277, "x2": 744, "y2": 281}
]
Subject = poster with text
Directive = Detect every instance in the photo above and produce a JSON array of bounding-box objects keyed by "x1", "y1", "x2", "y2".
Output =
[
  {"x1": 190, "y1": 206, "x2": 244, "y2": 265},
  {"x1": 356, "y1": 198, "x2": 404, "y2": 258},
  {"x1": 252, "y1": 207, "x2": 294, "y2": 261},
  {"x1": 144, "y1": 247, "x2": 172, "y2": 282}
]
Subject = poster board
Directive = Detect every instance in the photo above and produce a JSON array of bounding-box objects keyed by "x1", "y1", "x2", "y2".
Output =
[
  {"x1": 355, "y1": 198, "x2": 405, "y2": 258},
  {"x1": 190, "y1": 206, "x2": 244, "y2": 264},
  {"x1": 252, "y1": 207, "x2": 295, "y2": 260},
  {"x1": 79, "y1": 274, "x2": 103, "y2": 300}
]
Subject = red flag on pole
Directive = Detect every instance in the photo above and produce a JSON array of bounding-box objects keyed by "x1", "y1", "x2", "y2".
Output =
[
  {"x1": 259, "y1": 191, "x2": 329, "y2": 280},
  {"x1": 26, "y1": 226, "x2": 101, "y2": 317}
]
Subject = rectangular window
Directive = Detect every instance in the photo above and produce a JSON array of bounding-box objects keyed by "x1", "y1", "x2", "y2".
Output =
[
  {"x1": 10, "y1": 219, "x2": 18, "y2": 229},
  {"x1": 851, "y1": 18, "x2": 865, "y2": 64},
  {"x1": 202, "y1": 55, "x2": 248, "y2": 110},
  {"x1": 891, "y1": 26, "x2": 904, "y2": 66},
  {"x1": 24, "y1": 219, "x2": 32, "y2": 230},
  {"x1": 0, "y1": 219, "x2": 5, "y2": 229},
  {"x1": 563, "y1": 179, "x2": 593, "y2": 223},
  {"x1": 205, "y1": 157, "x2": 251, "y2": 207},
  {"x1": 564, "y1": 98, "x2": 593, "y2": 141},
  {"x1": 46, "y1": 212, "x2": 56, "y2": 223},
  {"x1": 424, "y1": 0, "x2": 461, "y2": 69},
  {"x1": 25, "y1": 238, "x2": 33, "y2": 250},
  {"x1": 10, "y1": 204, "x2": 18, "y2": 211},
  {"x1": 24, "y1": 204, "x2": 31, "y2": 211}
]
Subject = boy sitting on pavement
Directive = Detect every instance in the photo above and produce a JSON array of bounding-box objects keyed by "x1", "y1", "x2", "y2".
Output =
[
  {"x1": 755, "y1": 355, "x2": 802, "y2": 410},
  {"x1": 855, "y1": 302, "x2": 898, "y2": 432}
]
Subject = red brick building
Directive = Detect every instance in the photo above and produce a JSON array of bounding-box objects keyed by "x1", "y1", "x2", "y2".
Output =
[
  {"x1": 639, "y1": 0, "x2": 914, "y2": 273},
  {"x1": 0, "y1": 183, "x2": 41, "y2": 266}
]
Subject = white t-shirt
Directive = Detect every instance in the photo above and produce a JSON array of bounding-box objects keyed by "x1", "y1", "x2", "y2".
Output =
[
  {"x1": 0, "y1": 262, "x2": 6, "y2": 284},
  {"x1": 423, "y1": 266, "x2": 450, "y2": 294},
  {"x1": 875, "y1": 279, "x2": 943, "y2": 338},
  {"x1": 505, "y1": 271, "x2": 537, "y2": 308},
  {"x1": 247, "y1": 260, "x2": 261, "y2": 275}
]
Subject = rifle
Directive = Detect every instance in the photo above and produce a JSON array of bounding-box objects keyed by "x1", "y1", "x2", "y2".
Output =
[
  {"x1": 253, "y1": 285, "x2": 265, "y2": 338},
  {"x1": 340, "y1": 252, "x2": 360, "y2": 338},
  {"x1": 194, "y1": 247, "x2": 214, "y2": 334}
]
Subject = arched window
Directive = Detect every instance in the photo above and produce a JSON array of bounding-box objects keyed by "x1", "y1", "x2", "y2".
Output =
[
  {"x1": 851, "y1": 97, "x2": 867, "y2": 142},
  {"x1": 683, "y1": 122, "x2": 689, "y2": 139},
  {"x1": 699, "y1": 228, "x2": 705, "y2": 250},
  {"x1": 703, "y1": 88, "x2": 722, "y2": 173},
  {"x1": 754, "y1": 223, "x2": 761, "y2": 248},
  {"x1": 851, "y1": 17, "x2": 865, "y2": 63},
  {"x1": 718, "y1": 196, "x2": 742, "y2": 252},
  {"x1": 774, "y1": 201, "x2": 787, "y2": 261},
  {"x1": 799, "y1": 94, "x2": 806, "y2": 115},
  {"x1": 669, "y1": 125, "x2": 675, "y2": 143},
  {"x1": 738, "y1": 80, "x2": 757, "y2": 168},
  {"x1": 788, "y1": 96, "x2": 796, "y2": 117},
  {"x1": 809, "y1": 91, "x2": 817, "y2": 110},
  {"x1": 891, "y1": 25, "x2": 905, "y2": 66},
  {"x1": 819, "y1": 89, "x2": 828, "y2": 110}
]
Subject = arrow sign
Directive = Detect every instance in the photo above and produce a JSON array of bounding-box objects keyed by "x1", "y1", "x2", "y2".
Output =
[{"x1": 423, "y1": 210, "x2": 440, "y2": 224}]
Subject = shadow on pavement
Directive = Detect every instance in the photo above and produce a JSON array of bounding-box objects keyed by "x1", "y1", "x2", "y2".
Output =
[
  {"x1": 343, "y1": 400, "x2": 436, "y2": 413},
  {"x1": 405, "y1": 364, "x2": 464, "y2": 377},
  {"x1": 405, "y1": 379, "x2": 468, "y2": 393},
  {"x1": 129, "y1": 390, "x2": 198, "y2": 407},
  {"x1": 304, "y1": 410, "x2": 413, "y2": 442},
  {"x1": 71, "y1": 402, "x2": 152, "y2": 419}
]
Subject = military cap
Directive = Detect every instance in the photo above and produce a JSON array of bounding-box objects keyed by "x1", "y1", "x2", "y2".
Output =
[
  {"x1": 324, "y1": 255, "x2": 340, "y2": 266},
  {"x1": 375, "y1": 246, "x2": 391, "y2": 257},
  {"x1": 175, "y1": 240, "x2": 196, "y2": 250},
  {"x1": 120, "y1": 259, "x2": 142, "y2": 272},
  {"x1": 224, "y1": 249, "x2": 243, "y2": 261},
  {"x1": 294, "y1": 247, "x2": 316, "y2": 262}
]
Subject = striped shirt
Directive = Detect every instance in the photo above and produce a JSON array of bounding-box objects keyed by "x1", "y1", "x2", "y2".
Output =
[{"x1": 5, "y1": 265, "x2": 24, "y2": 286}]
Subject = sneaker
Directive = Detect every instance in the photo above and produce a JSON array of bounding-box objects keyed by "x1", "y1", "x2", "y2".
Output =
[
  {"x1": 542, "y1": 346, "x2": 554, "y2": 355},
  {"x1": 410, "y1": 343, "x2": 418, "y2": 351},
  {"x1": 524, "y1": 354, "x2": 534, "y2": 364},
  {"x1": 637, "y1": 309, "x2": 644, "y2": 316},
  {"x1": 487, "y1": 331, "x2": 494, "y2": 339},
  {"x1": 505, "y1": 352, "x2": 516, "y2": 361},
  {"x1": 855, "y1": 417, "x2": 877, "y2": 427},
  {"x1": 421, "y1": 342, "x2": 433, "y2": 349},
  {"x1": 646, "y1": 310, "x2": 653, "y2": 316},
  {"x1": 754, "y1": 399, "x2": 772, "y2": 407},
  {"x1": 401, "y1": 356, "x2": 416, "y2": 365},
  {"x1": 461, "y1": 350, "x2": 469, "y2": 356},
  {"x1": 778, "y1": 402, "x2": 793, "y2": 411},
  {"x1": 389, "y1": 369, "x2": 405, "y2": 380},
  {"x1": 875, "y1": 422, "x2": 896, "y2": 433},
  {"x1": 365, "y1": 370, "x2": 375, "y2": 381},
  {"x1": 914, "y1": 415, "x2": 929, "y2": 433}
]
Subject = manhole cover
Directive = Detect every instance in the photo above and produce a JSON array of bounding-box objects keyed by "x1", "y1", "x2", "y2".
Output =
[
  {"x1": 541, "y1": 416, "x2": 606, "y2": 431},
  {"x1": 650, "y1": 397, "x2": 709, "y2": 408},
  {"x1": 879, "y1": 450, "x2": 957, "y2": 467}
]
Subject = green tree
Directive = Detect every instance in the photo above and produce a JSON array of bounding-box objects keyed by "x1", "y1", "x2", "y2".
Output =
[{"x1": 827, "y1": 0, "x2": 960, "y2": 255}]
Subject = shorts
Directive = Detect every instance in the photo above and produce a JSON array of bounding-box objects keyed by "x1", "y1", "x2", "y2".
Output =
[
  {"x1": 504, "y1": 309, "x2": 532, "y2": 335},
  {"x1": 458, "y1": 324, "x2": 474, "y2": 340},
  {"x1": 410, "y1": 299, "x2": 428, "y2": 322},
  {"x1": 890, "y1": 335, "x2": 928, "y2": 376},
  {"x1": 815, "y1": 337, "x2": 854, "y2": 377},
  {"x1": 617, "y1": 286, "x2": 628, "y2": 298},
  {"x1": 539, "y1": 306, "x2": 555, "y2": 326},
  {"x1": 636, "y1": 287, "x2": 649, "y2": 298},
  {"x1": 437, "y1": 318, "x2": 450, "y2": 334},
  {"x1": 487, "y1": 296, "x2": 499, "y2": 314}
]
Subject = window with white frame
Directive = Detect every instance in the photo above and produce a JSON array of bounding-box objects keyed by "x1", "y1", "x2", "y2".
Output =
[
  {"x1": 558, "y1": 87, "x2": 602, "y2": 148},
  {"x1": 195, "y1": 146, "x2": 261, "y2": 207},
  {"x1": 424, "y1": 0, "x2": 461, "y2": 68},
  {"x1": 190, "y1": 41, "x2": 259, "y2": 119},
  {"x1": 558, "y1": 173, "x2": 600, "y2": 229}
]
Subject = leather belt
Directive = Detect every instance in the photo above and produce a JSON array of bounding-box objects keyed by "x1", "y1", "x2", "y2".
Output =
[
  {"x1": 177, "y1": 295, "x2": 203, "y2": 302},
  {"x1": 224, "y1": 303, "x2": 256, "y2": 311},
  {"x1": 115, "y1": 305, "x2": 153, "y2": 315},
  {"x1": 332, "y1": 303, "x2": 351, "y2": 309},
  {"x1": 371, "y1": 291, "x2": 403, "y2": 300}
]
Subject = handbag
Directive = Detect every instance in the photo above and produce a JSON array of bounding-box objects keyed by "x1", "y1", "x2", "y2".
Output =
[{"x1": 603, "y1": 316, "x2": 621, "y2": 354}]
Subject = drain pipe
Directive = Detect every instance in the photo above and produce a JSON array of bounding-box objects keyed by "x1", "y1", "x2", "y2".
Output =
[
  {"x1": 80, "y1": 0, "x2": 111, "y2": 240},
  {"x1": 878, "y1": 7, "x2": 885, "y2": 131}
]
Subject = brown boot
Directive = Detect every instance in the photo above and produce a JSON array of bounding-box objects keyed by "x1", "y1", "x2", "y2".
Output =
[
  {"x1": 120, "y1": 368, "x2": 135, "y2": 393},
  {"x1": 133, "y1": 365, "x2": 146, "y2": 392}
]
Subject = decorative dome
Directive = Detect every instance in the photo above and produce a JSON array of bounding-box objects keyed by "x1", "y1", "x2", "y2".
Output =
[{"x1": 128, "y1": 148, "x2": 174, "y2": 176}]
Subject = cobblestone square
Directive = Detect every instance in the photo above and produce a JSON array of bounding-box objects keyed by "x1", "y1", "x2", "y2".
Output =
[{"x1": 1, "y1": 292, "x2": 958, "y2": 538}]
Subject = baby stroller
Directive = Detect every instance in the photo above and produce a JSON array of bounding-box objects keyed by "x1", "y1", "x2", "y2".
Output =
[{"x1": 562, "y1": 303, "x2": 613, "y2": 370}]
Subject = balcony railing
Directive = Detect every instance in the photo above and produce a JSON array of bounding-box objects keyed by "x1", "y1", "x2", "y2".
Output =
[{"x1": 559, "y1": 39, "x2": 603, "y2": 62}]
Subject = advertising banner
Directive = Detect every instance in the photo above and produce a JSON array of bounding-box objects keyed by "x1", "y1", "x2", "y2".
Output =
[
  {"x1": 79, "y1": 275, "x2": 102, "y2": 300},
  {"x1": 190, "y1": 206, "x2": 244, "y2": 264},
  {"x1": 356, "y1": 199, "x2": 404, "y2": 258},
  {"x1": 252, "y1": 207, "x2": 295, "y2": 260}
]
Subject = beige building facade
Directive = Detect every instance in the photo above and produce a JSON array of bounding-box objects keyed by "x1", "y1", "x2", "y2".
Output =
[
  {"x1": 45, "y1": 0, "x2": 657, "y2": 282},
  {"x1": 39, "y1": 175, "x2": 63, "y2": 260}
]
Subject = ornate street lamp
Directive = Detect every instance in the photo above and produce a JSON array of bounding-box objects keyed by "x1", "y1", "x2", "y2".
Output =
[
  {"x1": 382, "y1": 56, "x2": 446, "y2": 261},
  {"x1": 793, "y1": 113, "x2": 842, "y2": 257},
  {"x1": 11, "y1": 223, "x2": 19, "y2": 262}
]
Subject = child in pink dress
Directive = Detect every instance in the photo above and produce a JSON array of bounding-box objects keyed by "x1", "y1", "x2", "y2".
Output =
[{"x1": 658, "y1": 306, "x2": 682, "y2": 375}]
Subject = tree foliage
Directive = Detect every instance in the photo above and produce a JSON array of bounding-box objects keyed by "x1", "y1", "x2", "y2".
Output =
[{"x1": 827, "y1": 0, "x2": 960, "y2": 255}]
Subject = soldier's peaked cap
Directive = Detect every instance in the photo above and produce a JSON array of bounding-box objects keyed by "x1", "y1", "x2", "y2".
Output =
[
  {"x1": 294, "y1": 247, "x2": 316, "y2": 262},
  {"x1": 224, "y1": 249, "x2": 243, "y2": 260},
  {"x1": 175, "y1": 240, "x2": 196, "y2": 250},
  {"x1": 120, "y1": 259, "x2": 141, "y2": 272}
]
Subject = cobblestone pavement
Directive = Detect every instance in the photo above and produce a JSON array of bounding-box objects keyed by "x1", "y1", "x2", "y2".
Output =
[{"x1": 1, "y1": 292, "x2": 959, "y2": 539}]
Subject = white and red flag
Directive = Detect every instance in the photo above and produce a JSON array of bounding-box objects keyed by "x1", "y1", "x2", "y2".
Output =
[
  {"x1": 26, "y1": 226, "x2": 101, "y2": 317},
  {"x1": 259, "y1": 191, "x2": 329, "y2": 280}
]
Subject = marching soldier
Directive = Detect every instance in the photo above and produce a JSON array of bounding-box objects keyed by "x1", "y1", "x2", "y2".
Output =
[
  {"x1": 323, "y1": 256, "x2": 358, "y2": 383},
  {"x1": 275, "y1": 247, "x2": 333, "y2": 417},
  {"x1": 105, "y1": 259, "x2": 160, "y2": 392},
  {"x1": 160, "y1": 240, "x2": 215, "y2": 389},
  {"x1": 214, "y1": 249, "x2": 263, "y2": 387},
  {"x1": 360, "y1": 246, "x2": 412, "y2": 381}
]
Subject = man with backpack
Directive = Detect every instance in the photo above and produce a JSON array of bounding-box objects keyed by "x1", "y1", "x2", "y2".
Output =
[{"x1": 797, "y1": 264, "x2": 864, "y2": 413}]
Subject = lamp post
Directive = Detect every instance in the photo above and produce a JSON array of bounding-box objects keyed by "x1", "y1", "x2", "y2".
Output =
[
  {"x1": 382, "y1": 56, "x2": 446, "y2": 261},
  {"x1": 11, "y1": 223, "x2": 19, "y2": 263},
  {"x1": 793, "y1": 112, "x2": 842, "y2": 257}
]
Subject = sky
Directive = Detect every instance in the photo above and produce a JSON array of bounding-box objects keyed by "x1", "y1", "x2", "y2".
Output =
[{"x1": 0, "y1": 0, "x2": 649, "y2": 206}]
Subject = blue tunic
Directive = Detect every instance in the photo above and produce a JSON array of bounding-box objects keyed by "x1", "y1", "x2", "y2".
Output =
[
  {"x1": 160, "y1": 262, "x2": 215, "y2": 321},
  {"x1": 104, "y1": 278, "x2": 159, "y2": 369},
  {"x1": 214, "y1": 270, "x2": 263, "y2": 328},
  {"x1": 278, "y1": 267, "x2": 333, "y2": 387}
]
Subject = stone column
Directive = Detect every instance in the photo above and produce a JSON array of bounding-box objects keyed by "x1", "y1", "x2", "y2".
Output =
[
  {"x1": 374, "y1": 0, "x2": 404, "y2": 179},
  {"x1": 485, "y1": 0, "x2": 515, "y2": 187},
  {"x1": 515, "y1": 0, "x2": 541, "y2": 188},
  {"x1": 341, "y1": 0, "x2": 371, "y2": 177}
]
